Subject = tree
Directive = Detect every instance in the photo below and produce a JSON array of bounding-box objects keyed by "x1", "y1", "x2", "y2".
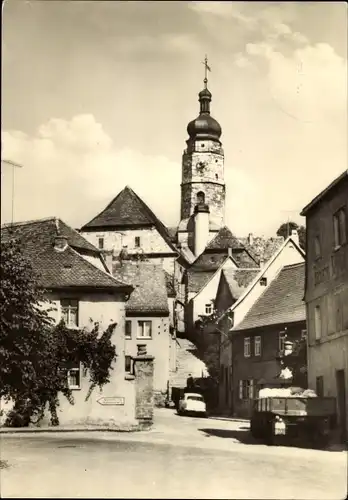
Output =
[
  {"x1": 276, "y1": 221, "x2": 306, "y2": 250},
  {"x1": 0, "y1": 236, "x2": 117, "y2": 427}
]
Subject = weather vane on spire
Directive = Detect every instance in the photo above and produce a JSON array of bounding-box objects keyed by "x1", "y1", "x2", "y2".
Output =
[{"x1": 202, "y1": 54, "x2": 211, "y2": 88}]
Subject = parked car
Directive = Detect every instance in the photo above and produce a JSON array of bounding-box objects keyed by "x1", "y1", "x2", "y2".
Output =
[{"x1": 178, "y1": 393, "x2": 207, "y2": 417}]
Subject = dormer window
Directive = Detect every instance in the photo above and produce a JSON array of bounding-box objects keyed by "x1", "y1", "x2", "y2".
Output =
[{"x1": 260, "y1": 277, "x2": 267, "y2": 286}]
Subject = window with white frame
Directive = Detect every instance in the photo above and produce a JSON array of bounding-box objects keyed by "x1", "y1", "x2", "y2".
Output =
[
  {"x1": 314, "y1": 305, "x2": 322, "y2": 340},
  {"x1": 254, "y1": 336, "x2": 261, "y2": 356},
  {"x1": 333, "y1": 207, "x2": 347, "y2": 248},
  {"x1": 61, "y1": 299, "x2": 79, "y2": 328},
  {"x1": 205, "y1": 303, "x2": 213, "y2": 315},
  {"x1": 125, "y1": 320, "x2": 132, "y2": 339},
  {"x1": 67, "y1": 362, "x2": 81, "y2": 389},
  {"x1": 239, "y1": 379, "x2": 254, "y2": 400},
  {"x1": 137, "y1": 320, "x2": 152, "y2": 339},
  {"x1": 244, "y1": 337, "x2": 251, "y2": 357}
]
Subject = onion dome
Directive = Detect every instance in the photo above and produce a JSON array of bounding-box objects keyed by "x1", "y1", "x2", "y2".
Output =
[{"x1": 187, "y1": 80, "x2": 222, "y2": 141}]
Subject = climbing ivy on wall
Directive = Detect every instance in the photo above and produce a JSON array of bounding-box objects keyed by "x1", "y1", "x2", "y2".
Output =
[{"x1": 0, "y1": 236, "x2": 117, "y2": 427}]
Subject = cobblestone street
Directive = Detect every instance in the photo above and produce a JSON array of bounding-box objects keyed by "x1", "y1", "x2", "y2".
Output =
[{"x1": 1, "y1": 410, "x2": 347, "y2": 499}]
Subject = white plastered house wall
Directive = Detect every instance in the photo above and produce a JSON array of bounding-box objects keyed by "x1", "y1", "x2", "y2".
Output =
[
  {"x1": 190, "y1": 255, "x2": 239, "y2": 325},
  {"x1": 229, "y1": 235, "x2": 305, "y2": 328}
]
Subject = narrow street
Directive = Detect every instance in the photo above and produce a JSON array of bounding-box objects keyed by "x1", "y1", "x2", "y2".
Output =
[{"x1": 1, "y1": 409, "x2": 346, "y2": 499}]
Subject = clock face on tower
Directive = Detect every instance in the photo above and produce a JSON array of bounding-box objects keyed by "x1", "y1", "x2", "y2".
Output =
[{"x1": 196, "y1": 161, "x2": 207, "y2": 174}]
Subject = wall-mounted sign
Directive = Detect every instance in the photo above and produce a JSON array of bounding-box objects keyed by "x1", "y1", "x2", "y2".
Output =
[{"x1": 97, "y1": 397, "x2": 125, "y2": 406}]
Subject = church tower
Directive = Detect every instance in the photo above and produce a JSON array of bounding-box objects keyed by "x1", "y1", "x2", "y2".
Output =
[{"x1": 180, "y1": 58, "x2": 225, "y2": 229}]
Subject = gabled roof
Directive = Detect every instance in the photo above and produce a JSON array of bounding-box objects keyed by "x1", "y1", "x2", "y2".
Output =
[
  {"x1": 228, "y1": 234, "x2": 305, "y2": 315},
  {"x1": 234, "y1": 262, "x2": 305, "y2": 331},
  {"x1": 113, "y1": 262, "x2": 169, "y2": 316},
  {"x1": 238, "y1": 236, "x2": 284, "y2": 265},
  {"x1": 222, "y1": 268, "x2": 260, "y2": 298},
  {"x1": 2, "y1": 217, "x2": 98, "y2": 253},
  {"x1": 80, "y1": 186, "x2": 177, "y2": 252},
  {"x1": 1, "y1": 218, "x2": 133, "y2": 292},
  {"x1": 187, "y1": 270, "x2": 215, "y2": 294},
  {"x1": 206, "y1": 226, "x2": 244, "y2": 251},
  {"x1": 301, "y1": 169, "x2": 348, "y2": 216},
  {"x1": 188, "y1": 254, "x2": 241, "y2": 299}
]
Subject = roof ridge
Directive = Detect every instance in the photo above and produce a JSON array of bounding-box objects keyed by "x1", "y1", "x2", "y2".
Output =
[{"x1": 1, "y1": 216, "x2": 56, "y2": 229}]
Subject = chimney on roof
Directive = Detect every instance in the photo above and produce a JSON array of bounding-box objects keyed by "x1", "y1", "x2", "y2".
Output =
[
  {"x1": 259, "y1": 257, "x2": 265, "y2": 268},
  {"x1": 54, "y1": 235, "x2": 68, "y2": 252},
  {"x1": 248, "y1": 233, "x2": 253, "y2": 246},
  {"x1": 194, "y1": 202, "x2": 210, "y2": 258},
  {"x1": 228, "y1": 247, "x2": 233, "y2": 258},
  {"x1": 290, "y1": 229, "x2": 299, "y2": 246}
]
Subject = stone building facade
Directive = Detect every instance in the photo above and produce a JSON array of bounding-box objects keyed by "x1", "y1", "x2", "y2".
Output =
[{"x1": 301, "y1": 169, "x2": 348, "y2": 443}]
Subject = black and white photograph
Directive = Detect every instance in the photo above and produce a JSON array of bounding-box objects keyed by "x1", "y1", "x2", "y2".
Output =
[{"x1": 1, "y1": 1, "x2": 347, "y2": 498}]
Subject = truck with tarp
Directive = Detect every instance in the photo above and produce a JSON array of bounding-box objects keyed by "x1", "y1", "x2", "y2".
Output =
[{"x1": 250, "y1": 387, "x2": 337, "y2": 446}]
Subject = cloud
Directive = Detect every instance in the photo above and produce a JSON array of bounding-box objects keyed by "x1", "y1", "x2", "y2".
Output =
[
  {"x1": 1, "y1": 114, "x2": 257, "y2": 235},
  {"x1": 245, "y1": 41, "x2": 347, "y2": 124}
]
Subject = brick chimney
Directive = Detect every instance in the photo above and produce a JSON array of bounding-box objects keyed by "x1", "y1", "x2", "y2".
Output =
[
  {"x1": 54, "y1": 235, "x2": 68, "y2": 252},
  {"x1": 194, "y1": 202, "x2": 210, "y2": 257},
  {"x1": 228, "y1": 247, "x2": 233, "y2": 258},
  {"x1": 248, "y1": 233, "x2": 253, "y2": 246}
]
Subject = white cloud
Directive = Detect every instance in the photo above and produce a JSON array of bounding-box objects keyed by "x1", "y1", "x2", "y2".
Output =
[{"x1": 1, "y1": 114, "x2": 257, "y2": 235}]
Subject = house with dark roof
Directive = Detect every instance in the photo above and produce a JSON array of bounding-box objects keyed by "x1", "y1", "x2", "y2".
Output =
[
  {"x1": 1, "y1": 218, "x2": 159, "y2": 427},
  {"x1": 301, "y1": 169, "x2": 348, "y2": 443},
  {"x1": 181, "y1": 226, "x2": 260, "y2": 336},
  {"x1": 226, "y1": 262, "x2": 307, "y2": 418},
  {"x1": 80, "y1": 186, "x2": 179, "y2": 276},
  {"x1": 215, "y1": 234, "x2": 305, "y2": 415},
  {"x1": 113, "y1": 261, "x2": 176, "y2": 402}
]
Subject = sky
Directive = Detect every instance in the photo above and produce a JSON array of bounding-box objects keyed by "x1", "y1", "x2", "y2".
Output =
[{"x1": 2, "y1": 1, "x2": 347, "y2": 237}]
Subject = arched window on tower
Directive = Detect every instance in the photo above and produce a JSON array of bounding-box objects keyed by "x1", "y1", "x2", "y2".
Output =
[{"x1": 196, "y1": 191, "x2": 205, "y2": 204}]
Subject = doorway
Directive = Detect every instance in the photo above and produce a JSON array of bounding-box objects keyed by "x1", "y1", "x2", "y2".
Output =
[{"x1": 336, "y1": 369, "x2": 347, "y2": 443}]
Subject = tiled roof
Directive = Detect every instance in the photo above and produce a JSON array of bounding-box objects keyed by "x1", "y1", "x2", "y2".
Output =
[
  {"x1": 206, "y1": 226, "x2": 244, "y2": 250},
  {"x1": 238, "y1": 236, "x2": 284, "y2": 265},
  {"x1": 223, "y1": 268, "x2": 260, "y2": 298},
  {"x1": 234, "y1": 262, "x2": 306, "y2": 331},
  {"x1": 2, "y1": 217, "x2": 98, "y2": 253},
  {"x1": 190, "y1": 253, "x2": 227, "y2": 272},
  {"x1": 1, "y1": 218, "x2": 132, "y2": 291},
  {"x1": 187, "y1": 271, "x2": 215, "y2": 294},
  {"x1": 81, "y1": 186, "x2": 177, "y2": 252},
  {"x1": 164, "y1": 271, "x2": 176, "y2": 298},
  {"x1": 113, "y1": 262, "x2": 169, "y2": 315}
]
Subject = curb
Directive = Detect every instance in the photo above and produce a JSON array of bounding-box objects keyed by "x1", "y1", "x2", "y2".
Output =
[{"x1": 0, "y1": 424, "x2": 152, "y2": 435}]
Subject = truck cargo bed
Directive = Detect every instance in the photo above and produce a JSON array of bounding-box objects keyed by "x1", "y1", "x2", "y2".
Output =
[{"x1": 254, "y1": 397, "x2": 336, "y2": 417}]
